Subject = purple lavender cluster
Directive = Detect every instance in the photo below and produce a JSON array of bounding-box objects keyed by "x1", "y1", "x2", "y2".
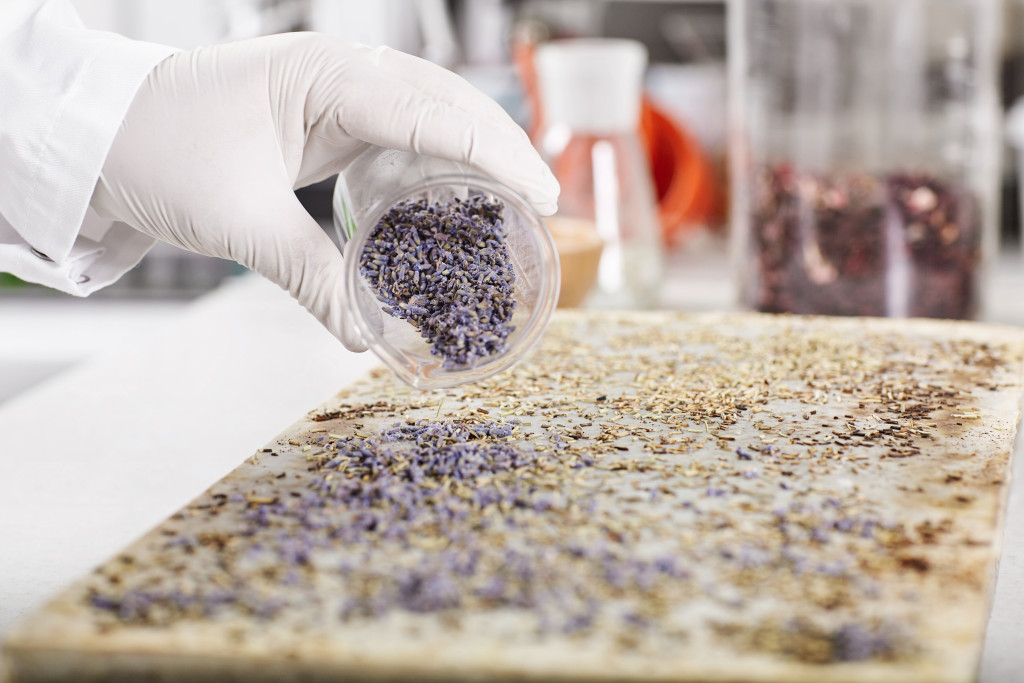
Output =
[
  {"x1": 303, "y1": 421, "x2": 690, "y2": 632},
  {"x1": 360, "y1": 196, "x2": 517, "y2": 368},
  {"x1": 309, "y1": 420, "x2": 542, "y2": 538}
]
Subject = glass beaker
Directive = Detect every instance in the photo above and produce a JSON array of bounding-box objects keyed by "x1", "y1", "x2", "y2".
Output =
[
  {"x1": 534, "y1": 38, "x2": 664, "y2": 309},
  {"x1": 729, "y1": 0, "x2": 1001, "y2": 319}
]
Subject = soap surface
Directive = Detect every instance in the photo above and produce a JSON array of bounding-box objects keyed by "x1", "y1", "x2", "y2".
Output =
[{"x1": 5, "y1": 312, "x2": 1024, "y2": 683}]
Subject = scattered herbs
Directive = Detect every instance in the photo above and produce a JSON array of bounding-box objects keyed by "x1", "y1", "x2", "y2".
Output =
[{"x1": 80, "y1": 314, "x2": 1024, "y2": 675}]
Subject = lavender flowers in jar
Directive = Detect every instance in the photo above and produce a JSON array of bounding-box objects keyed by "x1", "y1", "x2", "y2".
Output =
[
  {"x1": 333, "y1": 148, "x2": 559, "y2": 389},
  {"x1": 730, "y1": 0, "x2": 999, "y2": 320}
]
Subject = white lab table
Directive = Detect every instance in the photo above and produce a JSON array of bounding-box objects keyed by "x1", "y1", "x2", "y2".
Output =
[{"x1": 1, "y1": 260, "x2": 1023, "y2": 681}]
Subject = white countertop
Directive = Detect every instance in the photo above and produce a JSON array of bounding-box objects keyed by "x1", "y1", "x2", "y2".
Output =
[{"x1": 2, "y1": 260, "x2": 1024, "y2": 681}]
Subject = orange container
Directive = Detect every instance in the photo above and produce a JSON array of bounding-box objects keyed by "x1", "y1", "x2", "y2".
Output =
[{"x1": 640, "y1": 98, "x2": 722, "y2": 245}]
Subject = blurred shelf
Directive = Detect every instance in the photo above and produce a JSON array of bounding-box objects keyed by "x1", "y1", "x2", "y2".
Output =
[{"x1": 660, "y1": 233, "x2": 1024, "y2": 327}]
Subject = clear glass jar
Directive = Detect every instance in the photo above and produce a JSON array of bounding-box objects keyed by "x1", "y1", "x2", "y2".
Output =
[
  {"x1": 333, "y1": 147, "x2": 560, "y2": 390},
  {"x1": 729, "y1": 0, "x2": 1001, "y2": 319}
]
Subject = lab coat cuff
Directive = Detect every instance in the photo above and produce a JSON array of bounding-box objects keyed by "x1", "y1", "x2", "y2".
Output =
[
  {"x1": 20, "y1": 37, "x2": 177, "y2": 268},
  {"x1": 2, "y1": 219, "x2": 156, "y2": 297}
]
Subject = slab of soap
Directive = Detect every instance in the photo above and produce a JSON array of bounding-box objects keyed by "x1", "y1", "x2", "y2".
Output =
[{"x1": 5, "y1": 312, "x2": 1024, "y2": 683}]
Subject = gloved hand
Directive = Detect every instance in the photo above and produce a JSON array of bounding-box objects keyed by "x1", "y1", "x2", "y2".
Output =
[{"x1": 90, "y1": 33, "x2": 559, "y2": 351}]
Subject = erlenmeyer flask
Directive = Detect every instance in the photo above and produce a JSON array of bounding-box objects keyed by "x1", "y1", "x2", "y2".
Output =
[{"x1": 535, "y1": 38, "x2": 664, "y2": 309}]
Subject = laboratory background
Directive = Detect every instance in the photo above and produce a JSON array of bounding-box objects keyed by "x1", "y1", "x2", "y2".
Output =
[
  {"x1": 9, "y1": 0, "x2": 1024, "y2": 401},
  {"x1": 4, "y1": 1, "x2": 1024, "y2": 682}
]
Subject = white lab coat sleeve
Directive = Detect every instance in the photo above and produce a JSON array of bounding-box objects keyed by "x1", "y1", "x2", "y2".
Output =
[{"x1": 0, "y1": 0, "x2": 178, "y2": 295}]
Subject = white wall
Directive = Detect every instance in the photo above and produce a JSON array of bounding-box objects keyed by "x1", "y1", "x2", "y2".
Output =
[
  {"x1": 70, "y1": 0, "x2": 433, "y2": 53},
  {"x1": 72, "y1": 0, "x2": 228, "y2": 47}
]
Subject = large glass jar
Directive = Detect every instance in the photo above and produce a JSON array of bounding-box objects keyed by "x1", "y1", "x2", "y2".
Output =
[{"x1": 729, "y1": 0, "x2": 1001, "y2": 319}]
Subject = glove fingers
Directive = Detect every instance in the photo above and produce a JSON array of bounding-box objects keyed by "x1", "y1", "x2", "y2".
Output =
[
  {"x1": 357, "y1": 45, "x2": 522, "y2": 143},
  {"x1": 329, "y1": 68, "x2": 559, "y2": 215},
  {"x1": 241, "y1": 193, "x2": 368, "y2": 352}
]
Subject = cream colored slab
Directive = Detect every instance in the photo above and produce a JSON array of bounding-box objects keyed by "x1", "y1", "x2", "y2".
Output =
[{"x1": 5, "y1": 312, "x2": 1024, "y2": 683}]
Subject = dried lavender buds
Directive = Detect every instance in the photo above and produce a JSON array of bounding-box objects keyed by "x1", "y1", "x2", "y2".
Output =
[
  {"x1": 360, "y1": 196, "x2": 517, "y2": 368},
  {"x1": 749, "y1": 164, "x2": 982, "y2": 319}
]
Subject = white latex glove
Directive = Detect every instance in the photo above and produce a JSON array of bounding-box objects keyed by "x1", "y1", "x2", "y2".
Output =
[{"x1": 90, "y1": 33, "x2": 559, "y2": 351}]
